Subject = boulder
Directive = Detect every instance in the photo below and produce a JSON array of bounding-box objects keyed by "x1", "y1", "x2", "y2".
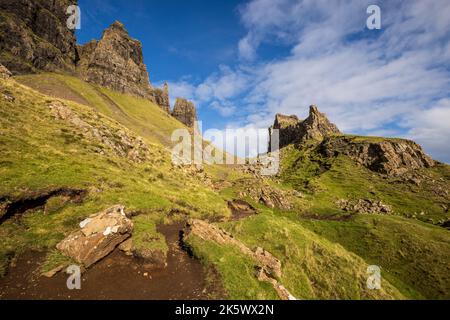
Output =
[{"x1": 56, "y1": 205, "x2": 133, "y2": 267}]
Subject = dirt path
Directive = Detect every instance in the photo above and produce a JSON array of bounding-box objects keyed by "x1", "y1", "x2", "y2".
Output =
[{"x1": 0, "y1": 223, "x2": 220, "y2": 300}]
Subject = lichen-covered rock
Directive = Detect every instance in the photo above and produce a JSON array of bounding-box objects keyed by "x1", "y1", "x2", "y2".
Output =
[
  {"x1": 171, "y1": 98, "x2": 197, "y2": 128},
  {"x1": 269, "y1": 105, "x2": 341, "y2": 151},
  {"x1": 0, "y1": 64, "x2": 12, "y2": 79},
  {"x1": 337, "y1": 199, "x2": 393, "y2": 214},
  {"x1": 56, "y1": 205, "x2": 133, "y2": 267},
  {"x1": 77, "y1": 21, "x2": 155, "y2": 100},
  {"x1": 152, "y1": 82, "x2": 170, "y2": 113},
  {"x1": 320, "y1": 136, "x2": 435, "y2": 175},
  {"x1": 0, "y1": 0, "x2": 78, "y2": 74},
  {"x1": 237, "y1": 181, "x2": 292, "y2": 210}
]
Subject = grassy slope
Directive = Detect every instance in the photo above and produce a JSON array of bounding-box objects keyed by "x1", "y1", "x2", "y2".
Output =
[
  {"x1": 2, "y1": 73, "x2": 449, "y2": 300},
  {"x1": 0, "y1": 77, "x2": 229, "y2": 276},
  {"x1": 278, "y1": 143, "x2": 450, "y2": 299},
  {"x1": 188, "y1": 206, "x2": 404, "y2": 300},
  {"x1": 16, "y1": 73, "x2": 183, "y2": 146}
]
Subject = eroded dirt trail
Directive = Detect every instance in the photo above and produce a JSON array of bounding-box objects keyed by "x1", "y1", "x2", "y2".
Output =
[{"x1": 0, "y1": 223, "x2": 218, "y2": 300}]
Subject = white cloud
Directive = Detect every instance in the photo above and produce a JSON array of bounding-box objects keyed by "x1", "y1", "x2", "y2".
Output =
[
  {"x1": 405, "y1": 99, "x2": 450, "y2": 163},
  {"x1": 169, "y1": 0, "x2": 450, "y2": 162}
]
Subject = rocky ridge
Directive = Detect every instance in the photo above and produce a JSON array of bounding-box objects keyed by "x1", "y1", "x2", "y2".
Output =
[
  {"x1": 269, "y1": 105, "x2": 341, "y2": 151},
  {"x1": 270, "y1": 105, "x2": 435, "y2": 176},
  {"x1": 319, "y1": 135, "x2": 435, "y2": 176},
  {"x1": 0, "y1": 3, "x2": 198, "y2": 120}
]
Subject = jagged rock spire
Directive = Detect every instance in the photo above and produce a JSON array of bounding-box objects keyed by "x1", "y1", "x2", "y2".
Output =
[
  {"x1": 77, "y1": 20, "x2": 155, "y2": 101},
  {"x1": 172, "y1": 98, "x2": 197, "y2": 128},
  {"x1": 269, "y1": 105, "x2": 341, "y2": 151},
  {"x1": 153, "y1": 82, "x2": 171, "y2": 113}
]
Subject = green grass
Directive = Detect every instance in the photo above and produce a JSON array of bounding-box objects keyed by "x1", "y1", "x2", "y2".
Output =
[
  {"x1": 187, "y1": 207, "x2": 404, "y2": 300},
  {"x1": 16, "y1": 73, "x2": 185, "y2": 146},
  {"x1": 2, "y1": 73, "x2": 449, "y2": 300},
  {"x1": 0, "y1": 77, "x2": 229, "y2": 274},
  {"x1": 299, "y1": 215, "x2": 450, "y2": 299},
  {"x1": 132, "y1": 214, "x2": 168, "y2": 254}
]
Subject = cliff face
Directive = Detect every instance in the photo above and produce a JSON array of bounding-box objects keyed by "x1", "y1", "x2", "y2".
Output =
[
  {"x1": 0, "y1": 0, "x2": 78, "y2": 74},
  {"x1": 319, "y1": 136, "x2": 435, "y2": 176},
  {"x1": 0, "y1": 2, "x2": 175, "y2": 113},
  {"x1": 269, "y1": 105, "x2": 435, "y2": 176},
  {"x1": 77, "y1": 21, "x2": 155, "y2": 101},
  {"x1": 269, "y1": 105, "x2": 341, "y2": 151},
  {"x1": 172, "y1": 98, "x2": 197, "y2": 128}
]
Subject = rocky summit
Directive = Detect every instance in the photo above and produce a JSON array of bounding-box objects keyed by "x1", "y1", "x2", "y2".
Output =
[
  {"x1": 172, "y1": 98, "x2": 198, "y2": 128},
  {"x1": 0, "y1": 0, "x2": 79, "y2": 74},
  {"x1": 77, "y1": 21, "x2": 155, "y2": 100},
  {"x1": 269, "y1": 105, "x2": 341, "y2": 151}
]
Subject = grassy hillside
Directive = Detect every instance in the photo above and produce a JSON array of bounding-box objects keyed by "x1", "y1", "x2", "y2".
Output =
[
  {"x1": 16, "y1": 73, "x2": 184, "y2": 146},
  {"x1": 0, "y1": 76, "x2": 229, "y2": 276},
  {"x1": 1, "y1": 73, "x2": 449, "y2": 300}
]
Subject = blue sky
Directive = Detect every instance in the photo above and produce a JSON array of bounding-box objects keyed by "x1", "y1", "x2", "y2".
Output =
[{"x1": 77, "y1": 0, "x2": 450, "y2": 162}]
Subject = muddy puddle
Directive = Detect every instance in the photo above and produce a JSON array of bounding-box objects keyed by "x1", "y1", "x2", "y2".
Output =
[{"x1": 0, "y1": 222, "x2": 220, "y2": 300}]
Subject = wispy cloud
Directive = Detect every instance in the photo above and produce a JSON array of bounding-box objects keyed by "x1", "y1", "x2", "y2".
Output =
[{"x1": 170, "y1": 0, "x2": 450, "y2": 162}]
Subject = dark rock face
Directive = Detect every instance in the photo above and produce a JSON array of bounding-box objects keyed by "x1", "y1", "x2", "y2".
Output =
[
  {"x1": 153, "y1": 82, "x2": 170, "y2": 113},
  {"x1": 0, "y1": 0, "x2": 78, "y2": 74},
  {"x1": 171, "y1": 98, "x2": 197, "y2": 128},
  {"x1": 77, "y1": 21, "x2": 155, "y2": 100},
  {"x1": 269, "y1": 105, "x2": 341, "y2": 151},
  {"x1": 319, "y1": 136, "x2": 435, "y2": 175}
]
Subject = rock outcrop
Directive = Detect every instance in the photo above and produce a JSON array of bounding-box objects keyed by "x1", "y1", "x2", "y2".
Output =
[
  {"x1": 172, "y1": 98, "x2": 197, "y2": 128},
  {"x1": 337, "y1": 199, "x2": 393, "y2": 214},
  {"x1": 269, "y1": 105, "x2": 341, "y2": 151},
  {"x1": 77, "y1": 21, "x2": 155, "y2": 100},
  {"x1": 153, "y1": 82, "x2": 170, "y2": 113},
  {"x1": 56, "y1": 205, "x2": 133, "y2": 267},
  {"x1": 0, "y1": 64, "x2": 12, "y2": 79},
  {"x1": 184, "y1": 219, "x2": 295, "y2": 300},
  {"x1": 48, "y1": 101, "x2": 150, "y2": 163},
  {"x1": 319, "y1": 136, "x2": 435, "y2": 175},
  {"x1": 0, "y1": 0, "x2": 78, "y2": 74}
]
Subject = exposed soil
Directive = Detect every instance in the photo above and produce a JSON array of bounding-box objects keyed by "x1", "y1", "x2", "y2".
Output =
[
  {"x1": 0, "y1": 222, "x2": 223, "y2": 300},
  {"x1": 15, "y1": 77, "x2": 90, "y2": 106},
  {"x1": 0, "y1": 188, "x2": 86, "y2": 225},
  {"x1": 227, "y1": 200, "x2": 257, "y2": 220}
]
